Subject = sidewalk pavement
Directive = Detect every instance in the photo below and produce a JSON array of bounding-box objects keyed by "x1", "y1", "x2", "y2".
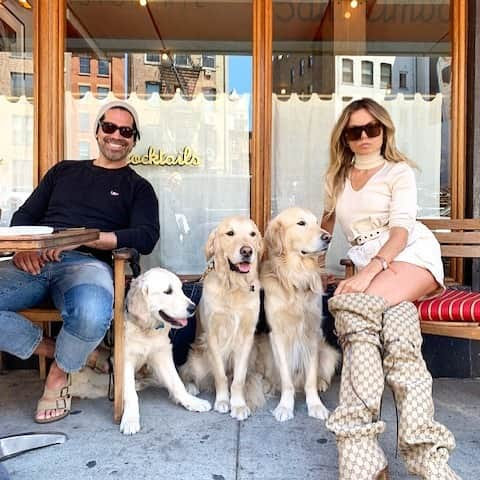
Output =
[{"x1": 0, "y1": 370, "x2": 479, "y2": 480}]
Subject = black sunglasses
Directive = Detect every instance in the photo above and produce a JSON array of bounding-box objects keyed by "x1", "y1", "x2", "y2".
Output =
[
  {"x1": 100, "y1": 121, "x2": 136, "y2": 139},
  {"x1": 344, "y1": 122, "x2": 383, "y2": 142}
]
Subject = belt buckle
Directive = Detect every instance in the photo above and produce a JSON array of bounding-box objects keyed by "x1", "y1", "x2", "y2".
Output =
[
  {"x1": 356, "y1": 235, "x2": 367, "y2": 246},
  {"x1": 354, "y1": 229, "x2": 382, "y2": 246}
]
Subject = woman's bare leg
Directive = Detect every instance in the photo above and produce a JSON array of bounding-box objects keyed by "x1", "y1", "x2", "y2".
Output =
[{"x1": 365, "y1": 261, "x2": 438, "y2": 306}]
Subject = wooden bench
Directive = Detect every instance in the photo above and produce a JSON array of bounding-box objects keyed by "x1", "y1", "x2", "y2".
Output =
[
  {"x1": 341, "y1": 218, "x2": 480, "y2": 341},
  {"x1": 416, "y1": 218, "x2": 480, "y2": 340}
]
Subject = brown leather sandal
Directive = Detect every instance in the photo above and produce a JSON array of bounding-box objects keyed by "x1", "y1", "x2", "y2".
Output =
[{"x1": 35, "y1": 374, "x2": 72, "y2": 424}]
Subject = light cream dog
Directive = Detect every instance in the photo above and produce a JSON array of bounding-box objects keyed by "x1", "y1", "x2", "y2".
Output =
[
  {"x1": 72, "y1": 268, "x2": 211, "y2": 435},
  {"x1": 120, "y1": 268, "x2": 212, "y2": 434},
  {"x1": 180, "y1": 216, "x2": 264, "y2": 420},
  {"x1": 259, "y1": 207, "x2": 339, "y2": 422}
]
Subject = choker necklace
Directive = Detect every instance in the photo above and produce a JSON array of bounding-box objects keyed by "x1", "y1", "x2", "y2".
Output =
[{"x1": 353, "y1": 153, "x2": 385, "y2": 170}]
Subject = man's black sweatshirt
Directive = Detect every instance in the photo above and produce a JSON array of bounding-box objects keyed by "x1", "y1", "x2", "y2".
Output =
[{"x1": 11, "y1": 160, "x2": 160, "y2": 265}]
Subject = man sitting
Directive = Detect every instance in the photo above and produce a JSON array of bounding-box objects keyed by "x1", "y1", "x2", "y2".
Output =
[{"x1": 0, "y1": 100, "x2": 159, "y2": 423}]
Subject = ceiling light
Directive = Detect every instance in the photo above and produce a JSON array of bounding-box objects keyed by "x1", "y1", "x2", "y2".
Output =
[
  {"x1": 344, "y1": 11, "x2": 352, "y2": 19},
  {"x1": 350, "y1": 0, "x2": 358, "y2": 8},
  {"x1": 18, "y1": 0, "x2": 32, "y2": 9},
  {"x1": 139, "y1": 0, "x2": 147, "y2": 6},
  {"x1": 161, "y1": 51, "x2": 169, "y2": 61}
]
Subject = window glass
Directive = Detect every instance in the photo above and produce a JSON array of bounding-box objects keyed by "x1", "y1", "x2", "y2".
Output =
[
  {"x1": 65, "y1": 0, "x2": 253, "y2": 274},
  {"x1": 79, "y1": 56, "x2": 90, "y2": 74},
  {"x1": 202, "y1": 54, "x2": 215, "y2": 69},
  {"x1": 145, "y1": 81, "x2": 160, "y2": 96},
  {"x1": 272, "y1": 0, "x2": 452, "y2": 274},
  {"x1": 380, "y1": 63, "x2": 392, "y2": 90},
  {"x1": 361, "y1": 60, "x2": 373, "y2": 86},
  {"x1": 10, "y1": 72, "x2": 33, "y2": 97},
  {"x1": 78, "y1": 85, "x2": 90, "y2": 98},
  {"x1": 145, "y1": 53, "x2": 160, "y2": 64},
  {"x1": 342, "y1": 58, "x2": 354, "y2": 84},
  {"x1": 98, "y1": 59, "x2": 109, "y2": 76},
  {"x1": 96, "y1": 86, "x2": 109, "y2": 99},
  {"x1": 174, "y1": 54, "x2": 190, "y2": 67},
  {"x1": 0, "y1": 0, "x2": 35, "y2": 226}
]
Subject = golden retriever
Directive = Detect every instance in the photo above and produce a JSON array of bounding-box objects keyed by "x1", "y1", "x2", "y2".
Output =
[
  {"x1": 120, "y1": 268, "x2": 212, "y2": 434},
  {"x1": 258, "y1": 207, "x2": 339, "y2": 422},
  {"x1": 72, "y1": 268, "x2": 212, "y2": 435},
  {"x1": 180, "y1": 216, "x2": 264, "y2": 420}
]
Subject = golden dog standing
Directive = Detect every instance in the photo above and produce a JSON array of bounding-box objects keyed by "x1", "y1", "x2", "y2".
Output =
[{"x1": 321, "y1": 98, "x2": 459, "y2": 480}]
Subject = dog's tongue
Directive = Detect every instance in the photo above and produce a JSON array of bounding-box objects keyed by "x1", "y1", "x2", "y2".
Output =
[
  {"x1": 237, "y1": 262, "x2": 251, "y2": 273},
  {"x1": 175, "y1": 318, "x2": 188, "y2": 327}
]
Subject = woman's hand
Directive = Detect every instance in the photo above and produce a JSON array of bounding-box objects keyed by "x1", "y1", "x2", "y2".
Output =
[{"x1": 334, "y1": 266, "x2": 379, "y2": 295}]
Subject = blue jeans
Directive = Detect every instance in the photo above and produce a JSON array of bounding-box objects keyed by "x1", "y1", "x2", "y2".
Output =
[
  {"x1": 170, "y1": 281, "x2": 202, "y2": 366},
  {"x1": 0, "y1": 251, "x2": 113, "y2": 372}
]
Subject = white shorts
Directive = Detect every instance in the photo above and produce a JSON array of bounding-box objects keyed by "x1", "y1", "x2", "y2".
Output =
[{"x1": 347, "y1": 221, "x2": 445, "y2": 298}]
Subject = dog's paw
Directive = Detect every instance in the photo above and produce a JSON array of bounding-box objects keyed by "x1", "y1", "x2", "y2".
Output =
[
  {"x1": 185, "y1": 382, "x2": 200, "y2": 396},
  {"x1": 307, "y1": 402, "x2": 329, "y2": 420},
  {"x1": 230, "y1": 404, "x2": 251, "y2": 421},
  {"x1": 120, "y1": 415, "x2": 141, "y2": 435},
  {"x1": 214, "y1": 399, "x2": 230, "y2": 413},
  {"x1": 182, "y1": 396, "x2": 211, "y2": 412},
  {"x1": 272, "y1": 404, "x2": 294, "y2": 422},
  {"x1": 317, "y1": 379, "x2": 329, "y2": 392}
]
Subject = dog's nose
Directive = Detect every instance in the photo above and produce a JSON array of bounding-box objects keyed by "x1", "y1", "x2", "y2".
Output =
[
  {"x1": 321, "y1": 232, "x2": 331, "y2": 244},
  {"x1": 240, "y1": 246, "x2": 253, "y2": 257},
  {"x1": 187, "y1": 303, "x2": 196, "y2": 315}
]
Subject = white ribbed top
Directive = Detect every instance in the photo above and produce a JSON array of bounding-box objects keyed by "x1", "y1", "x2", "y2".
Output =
[{"x1": 336, "y1": 160, "x2": 418, "y2": 242}]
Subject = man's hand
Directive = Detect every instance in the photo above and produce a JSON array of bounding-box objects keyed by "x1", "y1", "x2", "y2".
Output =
[
  {"x1": 40, "y1": 243, "x2": 81, "y2": 263},
  {"x1": 13, "y1": 251, "x2": 46, "y2": 275}
]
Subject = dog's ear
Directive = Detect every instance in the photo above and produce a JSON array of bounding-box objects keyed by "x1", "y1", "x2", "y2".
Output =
[
  {"x1": 264, "y1": 217, "x2": 284, "y2": 256},
  {"x1": 253, "y1": 224, "x2": 265, "y2": 260},
  {"x1": 205, "y1": 227, "x2": 217, "y2": 261},
  {"x1": 126, "y1": 276, "x2": 150, "y2": 323}
]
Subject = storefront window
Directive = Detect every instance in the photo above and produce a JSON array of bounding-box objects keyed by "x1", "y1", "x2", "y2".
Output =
[
  {"x1": 65, "y1": 0, "x2": 253, "y2": 274},
  {"x1": 0, "y1": 0, "x2": 34, "y2": 226},
  {"x1": 271, "y1": 0, "x2": 452, "y2": 272}
]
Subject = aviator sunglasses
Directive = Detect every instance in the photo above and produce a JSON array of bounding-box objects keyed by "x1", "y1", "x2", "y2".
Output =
[
  {"x1": 100, "y1": 121, "x2": 137, "y2": 139},
  {"x1": 343, "y1": 122, "x2": 383, "y2": 142}
]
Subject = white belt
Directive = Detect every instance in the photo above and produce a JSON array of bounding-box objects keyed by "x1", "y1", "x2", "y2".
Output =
[{"x1": 351, "y1": 227, "x2": 389, "y2": 246}]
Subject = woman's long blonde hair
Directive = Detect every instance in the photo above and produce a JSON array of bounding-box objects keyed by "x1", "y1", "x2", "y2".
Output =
[{"x1": 324, "y1": 98, "x2": 415, "y2": 216}]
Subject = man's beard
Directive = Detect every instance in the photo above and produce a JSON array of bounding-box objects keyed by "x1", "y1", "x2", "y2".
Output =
[{"x1": 98, "y1": 137, "x2": 134, "y2": 162}]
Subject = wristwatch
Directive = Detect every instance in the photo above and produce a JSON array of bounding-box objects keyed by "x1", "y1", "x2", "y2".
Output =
[{"x1": 372, "y1": 255, "x2": 389, "y2": 270}]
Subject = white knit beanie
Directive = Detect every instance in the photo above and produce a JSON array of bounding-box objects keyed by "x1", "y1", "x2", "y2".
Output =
[{"x1": 94, "y1": 100, "x2": 141, "y2": 140}]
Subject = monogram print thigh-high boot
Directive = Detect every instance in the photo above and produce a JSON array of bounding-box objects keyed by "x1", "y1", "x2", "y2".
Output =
[
  {"x1": 382, "y1": 301, "x2": 460, "y2": 480},
  {"x1": 326, "y1": 293, "x2": 389, "y2": 480}
]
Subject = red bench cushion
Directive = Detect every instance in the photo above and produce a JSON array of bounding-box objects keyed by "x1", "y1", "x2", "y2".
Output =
[{"x1": 416, "y1": 288, "x2": 480, "y2": 322}]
